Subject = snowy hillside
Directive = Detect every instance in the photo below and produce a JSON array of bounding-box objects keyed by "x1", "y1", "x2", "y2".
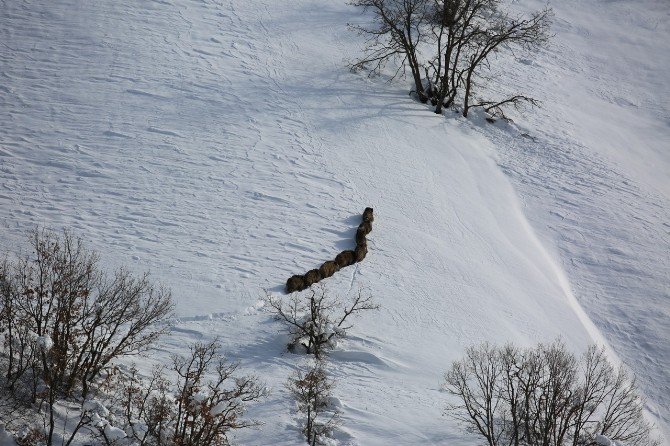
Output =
[
  {"x1": 478, "y1": 0, "x2": 670, "y2": 438},
  {"x1": 1, "y1": 0, "x2": 668, "y2": 444}
]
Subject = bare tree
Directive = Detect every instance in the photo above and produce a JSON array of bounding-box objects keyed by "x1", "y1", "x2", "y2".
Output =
[
  {"x1": 444, "y1": 342, "x2": 506, "y2": 445},
  {"x1": 0, "y1": 228, "x2": 173, "y2": 445},
  {"x1": 350, "y1": 0, "x2": 432, "y2": 102},
  {"x1": 170, "y1": 341, "x2": 266, "y2": 445},
  {"x1": 265, "y1": 286, "x2": 378, "y2": 358},
  {"x1": 443, "y1": 341, "x2": 659, "y2": 446},
  {"x1": 453, "y1": 2, "x2": 551, "y2": 117},
  {"x1": 351, "y1": 0, "x2": 551, "y2": 117},
  {"x1": 287, "y1": 361, "x2": 340, "y2": 446},
  {"x1": 0, "y1": 391, "x2": 32, "y2": 441},
  {"x1": 99, "y1": 340, "x2": 266, "y2": 446}
]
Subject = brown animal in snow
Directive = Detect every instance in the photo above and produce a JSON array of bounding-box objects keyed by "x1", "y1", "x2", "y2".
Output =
[
  {"x1": 362, "y1": 207, "x2": 374, "y2": 223},
  {"x1": 358, "y1": 220, "x2": 372, "y2": 236},
  {"x1": 285, "y1": 275, "x2": 305, "y2": 293},
  {"x1": 354, "y1": 243, "x2": 368, "y2": 262},
  {"x1": 303, "y1": 269, "x2": 322, "y2": 287},
  {"x1": 335, "y1": 250, "x2": 356, "y2": 268},
  {"x1": 319, "y1": 260, "x2": 340, "y2": 279}
]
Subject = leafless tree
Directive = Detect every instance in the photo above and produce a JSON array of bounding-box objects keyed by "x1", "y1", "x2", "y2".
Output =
[
  {"x1": 450, "y1": 1, "x2": 551, "y2": 117},
  {"x1": 349, "y1": 0, "x2": 432, "y2": 102},
  {"x1": 351, "y1": 0, "x2": 551, "y2": 117},
  {"x1": 170, "y1": 341, "x2": 265, "y2": 445},
  {"x1": 444, "y1": 342, "x2": 507, "y2": 445},
  {"x1": 287, "y1": 361, "x2": 339, "y2": 446},
  {"x1": 0, "y1": 391, "x2": 31, "y2": 440},
  {"x1": 443, "y1": 341, "x2": 659, "y2": 446},
  {"x1": 101, "y1": 340, "x2": 266, "y2": 446},
  {"x1": 0, "y1": 228, "x2": 173, "y2": 445},
  {"x1": 265, "y1": 286, "x2": 378, "y2": 358}
]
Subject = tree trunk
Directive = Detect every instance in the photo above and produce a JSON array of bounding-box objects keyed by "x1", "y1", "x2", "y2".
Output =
[
  {"x1": 413, "y1": 72, "x2": 427, "y2": 103},
  {"x1": 47, "y1": 387, "x2": 56, "y2": 446},
  {"x1": 463, "y1": 69, "x2": 473, "y2": 117},
  {"x1": 408, "y1": 52, "x2": 426, "y2": 103}
]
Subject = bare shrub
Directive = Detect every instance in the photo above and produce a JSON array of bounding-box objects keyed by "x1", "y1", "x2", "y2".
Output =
[
  {"x1": 265, "y1": 286, "x2": 378, "y2": 358},
  {"x1": 99, "y1": 340, "x2": 266, "y2": 446},
  {"x1": 0, "y1": 228, "x2": 173, "y2": 445},
  {"x1": 14, "y1": 427, "x2": 47, "y2": 446},
  {"x1": 287, "y1": 361, "x2": 339, "y2": 446},
  {"x1": 443, "y1": 341, "x2": 660, "y2": 446},
  {"x1": 0, "y1": 391, "x2": 32, "y2": 442}
]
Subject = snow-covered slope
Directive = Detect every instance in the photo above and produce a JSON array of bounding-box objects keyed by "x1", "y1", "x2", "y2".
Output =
[
  {"x1": 0, "y1": 0, "x2": 667, "y2": 444},
  {"x1": 476, "y1": 0, "x2": 670, "y2": 438}
]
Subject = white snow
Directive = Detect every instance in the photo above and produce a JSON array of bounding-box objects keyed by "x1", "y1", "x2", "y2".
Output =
[
  {"x1": 103, "y1": 424, "x2": 127, "y2": 441},
  {"x1": 474, "y1": 0, "x2": 670, "y2": 439},
  {"x1": 190, "y1": 391, "x2": 208, "y2": 404},
  {"x1": 36, "y1": 335, "x2": 53, "y2": 352},
  {"x1": 83, "y1": 399, "x2": 110, "y2": 418},
  {"x1": 0, "y1": 427, "x2": 17, "y2": 446},
  {"x1": 595, "y1": 434, "x2": 613, "y2": 446},
  {"x1": 0, "y1": 0, "x2": 667, "y2": 445},
  {"x1": 90, "y1": 413, "x2": 103, "y2": 427},
  {"x1": 210, "y1": 401, "x2": 228, "y2": 417}
]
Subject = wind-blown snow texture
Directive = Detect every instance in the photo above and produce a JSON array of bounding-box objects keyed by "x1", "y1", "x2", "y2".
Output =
[
  {"x1": 0, "y1": 0, "x2": 667, "y2": 444},
  {"x1": 478, "y1": 0, "x2": 670, "y2": 439}
]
